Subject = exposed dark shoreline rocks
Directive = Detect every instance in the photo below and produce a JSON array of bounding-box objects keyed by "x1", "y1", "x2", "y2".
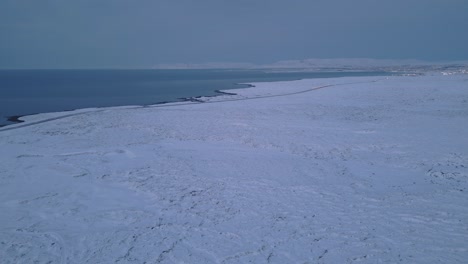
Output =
[
  {"x1": 179, "y1": 88, "x2": 241, "y2": 103},
  {"x1": 7, "y1": 115, "x2": 25, "y2": 124}
]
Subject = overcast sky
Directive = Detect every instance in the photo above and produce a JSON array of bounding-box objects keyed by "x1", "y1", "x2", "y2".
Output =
[{"x1": 1, "y1": 0, "x2": 467, "y2": 69}]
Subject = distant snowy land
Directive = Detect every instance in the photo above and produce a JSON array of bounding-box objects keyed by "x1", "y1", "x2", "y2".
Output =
[
  {"x1": 1, "y1": 72, "x2": 467, "y2": 263},
  {"x1": 153, "y1": 58, "x2": 468, "y2": 74}
]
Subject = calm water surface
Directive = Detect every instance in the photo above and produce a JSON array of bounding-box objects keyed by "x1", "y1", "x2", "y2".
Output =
[{"x1": 0, "y1": 69, "x2": 392, "y2": 126}]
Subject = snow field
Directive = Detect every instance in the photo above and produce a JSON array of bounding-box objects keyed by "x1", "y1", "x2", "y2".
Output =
[{"x1": 1, "y1": 75, "x2": 467, "y2": 263}]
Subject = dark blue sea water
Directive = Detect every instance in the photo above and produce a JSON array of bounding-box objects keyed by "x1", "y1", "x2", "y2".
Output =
[{"x1": 0, "y1": 69, "x2": 392, "y2": 126}]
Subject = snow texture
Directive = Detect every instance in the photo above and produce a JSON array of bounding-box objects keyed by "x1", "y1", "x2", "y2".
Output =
[{"x1": 1, "y1": 74, "x2": 467, "y2": 263}]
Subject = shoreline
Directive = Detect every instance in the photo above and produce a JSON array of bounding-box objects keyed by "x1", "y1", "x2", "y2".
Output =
[
  {"x1": 0, "y1": 86, "x2": 247, "y2": 129},
  {"x1": 0, "y1": 75, "x2": 399, "y2": 133},
  {"x1": 0, "y1": 70, "x2": 396, "y2": 128},
  {"x1": 0, "y1": 76, "x2": 385, "y2": 132}
]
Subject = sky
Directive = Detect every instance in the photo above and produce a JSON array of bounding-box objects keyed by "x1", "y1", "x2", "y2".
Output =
[{"x1": 1, "y1": 0, "x2": 467, "y2": 69}]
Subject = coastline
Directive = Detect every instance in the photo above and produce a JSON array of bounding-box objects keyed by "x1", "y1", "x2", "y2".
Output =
[
  {"x1": 0, "y1": 86, "x2": 250, "y2": 131},
  {"x1": 0, "y1": 90, "x2": 243, "y2": 128},
  {"x1": 0, "y1": 70, "x2": 395, "y2": 128},
  {"x1": 0, "y1": 76, "x2": 372, "y2": 132}
]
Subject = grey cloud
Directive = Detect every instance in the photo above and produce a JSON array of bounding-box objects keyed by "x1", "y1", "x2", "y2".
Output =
[{"x1": 1, "y1": 0, "x2": 467, "y2": 68}]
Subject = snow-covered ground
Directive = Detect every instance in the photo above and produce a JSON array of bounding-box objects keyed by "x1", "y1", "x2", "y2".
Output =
[
  {"x1": 152, "y1": 59, "x2": 468, "y2": 74},
  {"x1": 1, "y1": 74, "x2": 467, "y2": 263}
]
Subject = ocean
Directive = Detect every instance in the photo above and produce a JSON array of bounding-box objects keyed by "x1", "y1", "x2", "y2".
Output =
[{"x1": 0, "y1": 69, "x2": 392, "y2": 126}]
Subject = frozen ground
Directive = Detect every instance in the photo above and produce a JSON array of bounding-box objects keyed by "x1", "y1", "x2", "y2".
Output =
[{"x1": 0, "y1": 74, "x2": 467, "y2": 263}]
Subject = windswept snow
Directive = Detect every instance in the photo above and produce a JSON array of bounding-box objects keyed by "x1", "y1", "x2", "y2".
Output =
[{"x1": 1, "y1": 74, "x2": 467, "y2": 263}]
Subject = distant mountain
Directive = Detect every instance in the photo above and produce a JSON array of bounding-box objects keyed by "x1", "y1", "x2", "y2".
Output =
[
  {"x1": 153, "y1": 58, "x2": 468, "y2": 71},
  {"x1": 151, "y1": 62, "x2": 256, "y2": 69}
]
